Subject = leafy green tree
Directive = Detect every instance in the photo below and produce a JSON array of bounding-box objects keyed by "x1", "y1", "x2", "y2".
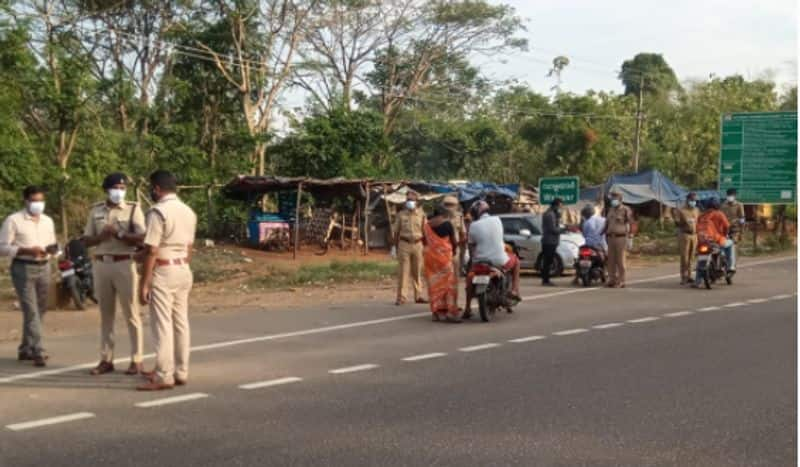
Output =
[{"x1": 619, "y1": 53, "x2": 681, "y2": 99}]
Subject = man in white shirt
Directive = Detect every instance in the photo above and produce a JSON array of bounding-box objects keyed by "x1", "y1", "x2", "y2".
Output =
[
  {"x1": 464, "y1": 201, "x2": 520, "y2": 317},
  {"x1": 0, "y1": 186, "x2": 57, "y2": 367},
  {"x1": 580, "y1": 204, "x2": 607, "y2": 252}
]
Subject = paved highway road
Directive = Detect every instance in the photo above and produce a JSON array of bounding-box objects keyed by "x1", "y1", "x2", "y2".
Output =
[{"x1": 0, "y1": 256, "x2": 796, "y2": 466}]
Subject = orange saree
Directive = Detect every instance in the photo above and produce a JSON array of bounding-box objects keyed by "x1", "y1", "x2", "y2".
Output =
[{"x1": 423, "y1": 222, "x2": 459, "y2": 318}]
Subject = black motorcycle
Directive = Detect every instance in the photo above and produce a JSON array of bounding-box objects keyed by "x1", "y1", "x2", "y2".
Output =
[
  {"x1": 58, "y1": 239, "x2": 97, "y2": 310},
  {"x1": 575, "y1": 245, "x2": 606, "y2": 287},
  {"x1": 469, "y1": 260, "x2": 518, "y2": 322},
  {"x1": 695, "y1": 239, "x2": 732, "y2": 290}
]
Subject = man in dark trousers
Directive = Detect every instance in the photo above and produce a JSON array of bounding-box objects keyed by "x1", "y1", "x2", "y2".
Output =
[{"x1": 540, "y1": 198, "x2": 563, "y2": 286}]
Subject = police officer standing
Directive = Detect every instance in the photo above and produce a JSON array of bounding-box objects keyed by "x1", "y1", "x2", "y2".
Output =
[
  {"x1": 137, "y1": 170, "x2": 197, "y2": 391},
  {"x1": 721, "y1": 188, "x2": 745, "y2": 272},
  {"x1": 83, "y1": 173, "x2": 146, "y2": 375},
  {"x1": 673, "y1": 192, "x2": 700, "y2": 285},
  {"x1": 603, "y1": 192, "x2": 634, "y2": 288},
  {"x1": 0, "y1": 186, "x2": 57, "y2": 367},
  {"x1": 393, "y1": 190, "x2": 427, "y2": 306}
]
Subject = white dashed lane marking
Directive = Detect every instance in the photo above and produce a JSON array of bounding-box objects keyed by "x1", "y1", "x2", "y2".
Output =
[
  {"x1": 459, "y1": 343, "x2": 501, "y2": 352},
  {"x1": 553, "y1": 328, "x2": 589, "y2": 336},
  {"x1": 627, "y1": 316, "x2": 660, "y2": 324},
  {"x1": 592, "y1": 322, "x2": 625, "y2": 330},
  {"x1": 770, "y1": 294, "x2": 792, "y2": 300},
  {"x1": 6, "y1": 412, "x2": 95, "y2": 432},
  {"x1": 747, "y1": 298, "x2": 769, "y2": 304},
  {"x1": 239, "y1": 377, "x2": 303, "y2": 390},
  {"x1": 329, "y1": 364, "x2": 380, "y2": 374},
  {"x1": 135, "y1": 393, "x2": 209, "y2": 408},
  {"x1": 664, "y1": 311, "x2": 694, "y2": 318},
  {"x1": 402, "y1": 353, "x2": 447, "y2": 362},
  {"x1": 508, "y1": 336, "x2": 547, "y2": 343},
  {"x1": 697, "y1": 306, "x2": 721, "y2": 312},
  {"x1": 724, "y1": 302, "x2": 746, "y2": 308}
]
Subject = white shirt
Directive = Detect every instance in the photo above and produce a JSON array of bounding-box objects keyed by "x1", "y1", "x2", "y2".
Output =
[
  {"x1": 582, "y1": 214, "x2": 607, "y2": 250},
  {"x1": 468, "y1": 214, "x2": 509, "y2": 267},
  {"x1": 0, "y1": 210, "x2": 57, "y2": 260}
]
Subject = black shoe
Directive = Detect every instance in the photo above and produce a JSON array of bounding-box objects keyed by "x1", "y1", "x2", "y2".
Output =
[
  {"x1": 18, "y1": 353, "x2": 33, "y2": 361},
  {"x1": 33, "y1": 356, "x2": 47, "y2": 367},
  {"x1": 541, "y1": 282, "x2": 556, "y2": 287}
]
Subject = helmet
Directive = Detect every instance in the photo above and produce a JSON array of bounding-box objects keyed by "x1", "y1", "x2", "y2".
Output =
[{"x1": 469, "y1": 200, "x2": 489, "y2": 220}]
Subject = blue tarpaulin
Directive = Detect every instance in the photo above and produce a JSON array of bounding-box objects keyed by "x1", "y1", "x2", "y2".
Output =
[
  {"x1": 407, "y1": 181, "x2": 519, "y2": 202},
  {"x1": 580, "y1": 170, "x2": 691, "y2": 208}
]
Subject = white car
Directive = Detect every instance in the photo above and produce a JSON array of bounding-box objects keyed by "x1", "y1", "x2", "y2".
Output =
[{"x1": 498, "y1": 213, "x2": 584, "y2": 276}]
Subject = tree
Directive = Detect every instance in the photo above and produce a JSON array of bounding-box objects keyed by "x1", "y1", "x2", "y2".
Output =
[
  {"x1": 547, "y1": 55, "x2": 569, "y2": 95},
  {"x1": 619, "y1": 53, "x2": 681, "y2": 99}
]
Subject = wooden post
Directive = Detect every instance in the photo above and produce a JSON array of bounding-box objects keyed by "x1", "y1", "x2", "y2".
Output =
[
  {"x1": 293, "y1": 182, "x2": 303, "y2": 260},
  {"x1": 363, "y1": 182, "x2": 371, "y2": 255},
  {"x1": 206, "y1": 185, "x2": 214, "y2": 238}
]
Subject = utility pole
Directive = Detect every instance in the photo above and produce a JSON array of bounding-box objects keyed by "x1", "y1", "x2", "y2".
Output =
[{"x1": 633, "y1": 74, "x2": 644, "y2": 172}]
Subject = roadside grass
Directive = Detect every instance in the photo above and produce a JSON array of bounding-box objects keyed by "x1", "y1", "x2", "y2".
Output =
[
  {"x1": 192, "y1": 247, "x2": 248, "y2": 284},
  {"x1": 246, "y1": 260, "x2": 396, "y2": 290}
]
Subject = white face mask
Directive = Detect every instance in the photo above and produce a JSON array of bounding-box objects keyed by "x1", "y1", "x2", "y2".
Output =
[
  {"x1": 726, "y1": 196, "x2": 735, "y2": 203},
  {"x1": 688, "y1": 200, "x2": 697, "y2": 208},
  {"x1": 610, "y1": 199, "x2": 620, "y2": 207},
  {"x1": 405, "y1": 201, "x2": 416, "y2": 210},
  {"x1": 108, "y1": 188, "x2": 126, "y2": 205},
  {"x1": 27, "y1": 201, "x2": 45, "y2": 216}
]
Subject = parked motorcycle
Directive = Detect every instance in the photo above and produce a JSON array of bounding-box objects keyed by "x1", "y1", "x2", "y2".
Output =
[
  {"x1": 58, "y1": 239, "x2": 96, "y2": 310},
  {"x1": 469, "y1": 260, "x2": 518, "y2": 322},
  {"x1": 575, "y1": 245, "x2": 606, "y2": 287},
  {"x1": 695, "y1": 239, "x2": 732, "y2": 290}
]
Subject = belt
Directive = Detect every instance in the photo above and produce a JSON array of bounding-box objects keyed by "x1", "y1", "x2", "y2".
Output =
[
  {"x1": 400, "y1": 237, "x2": 423, "y2": 244},
  {"x1": 95, "y1": 254, "x2": 133, "y2": 263},
  {"x1": 13, "y1": 258, "x2": 48, "y2": 266},
  {"x1": 606, "y1": 233, "x2": 627, "y2": 238},
  {"x1": 155, "y1": 258, "x2": 189, "y2": 267}
]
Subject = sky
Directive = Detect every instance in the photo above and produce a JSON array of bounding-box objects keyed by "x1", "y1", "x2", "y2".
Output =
[{"x1": 480, "y1": 0, "x2": 798, "y2": 95}]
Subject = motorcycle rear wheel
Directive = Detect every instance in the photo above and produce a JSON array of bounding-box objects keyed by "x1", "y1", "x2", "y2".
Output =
[
  {"x1": 478, "y1": 293, "x2": 493, "y2": 322},
  {"x1": 68, "y1": 280, "x2": 85, "y2": 310},
  {"x1": 703, "y1": 268, "x2": 713, "y2": 290},
  {"x1": 580, "y1": 272, "x2": 591, "y2": 287}
]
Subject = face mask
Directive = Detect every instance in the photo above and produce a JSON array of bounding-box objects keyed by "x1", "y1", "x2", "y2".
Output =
[
  {"x1": 726, "y1": 196, "x2": 735, "y2": 203},
  {"x1": 688, "y1": 201, "x2": 697, "y2": 208},
  {"x1": 405, "y1": 201, "x2": 416, "y2": 210},
  {"x1": 108, "y1": 189, "x2": 126, "y2": 205},
  {"x1": 610, "y1": 199, "x2": 620, "y2": 208},
  {"x1": 27, "y1": 201, "x2": 45, "y2": 216}
]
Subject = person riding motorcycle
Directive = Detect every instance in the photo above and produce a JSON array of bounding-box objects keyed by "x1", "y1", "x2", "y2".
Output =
[
  {"x1": 692, "y1": 197, "x2": 733, "y2": 288},
  {"x1": 463, "y1": 200, "x2": 521, "y2": 317}
]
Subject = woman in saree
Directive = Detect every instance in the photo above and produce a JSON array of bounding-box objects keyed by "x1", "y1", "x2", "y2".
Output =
[{"x1": 423, "y1": 205, "x2": 461, "y2": 322}]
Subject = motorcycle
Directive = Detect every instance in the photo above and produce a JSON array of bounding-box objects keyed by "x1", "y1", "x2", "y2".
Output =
[
  {"x1": 575, "y1": 245, "x2": 606, "y2": 287},
  {"x1": 58, "y1": 239, "x2": 97, "y2": 310},
  {"x1": 695, "y1": 239, "x2": 732, "y2": 290},
  {"x1": 469, "y1": 259, "x2": 518, "y2": 322}
]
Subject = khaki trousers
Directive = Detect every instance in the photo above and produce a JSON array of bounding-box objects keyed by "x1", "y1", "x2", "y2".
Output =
[
  {"x1": 678, "y1": 233, "x2": 697, "y2": 281},
  {"x1": 397, "y1": 240, "x2": 423, "y2": 301},
  {"x1": 150, "y1": 265, "x2": 193, "y2": 385},
  {"x1": 94, "y1": 260, "x2": 142, "y2": 363},
  {"x1": 607, "y1": 236, "x2": 628, "y2": 285}
]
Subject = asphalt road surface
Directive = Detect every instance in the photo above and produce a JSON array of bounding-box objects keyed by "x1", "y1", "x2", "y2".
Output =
[{"x1": 0, "y1": 256, "x2": 796, "y2": 466}]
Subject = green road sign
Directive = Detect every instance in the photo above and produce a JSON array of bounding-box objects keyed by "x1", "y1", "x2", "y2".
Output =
[
  {"x1": 719, "y1": 111, "x2": 797, "y2": 204},
  {"x1": 539, "y1": 176, "x2": 580, "y2": 205}
]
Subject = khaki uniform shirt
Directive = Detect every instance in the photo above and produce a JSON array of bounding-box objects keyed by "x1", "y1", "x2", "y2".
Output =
[
  {"x1": 605, "y1": 205, "x2": 633, "y2": 236},
  {"x1": 0, "y1": 210, "x2": 57, "y2": 261},
  {"x1": 674, "y1": 206, "x2": 699, "y2": 234},
  {"x1": 722, "y1": 201, "x2": 745, "y2": 230},
  {"x1": 84, "y1": 201, "x2": 146, "y2": 256},
  {"x1": 449, "y1": 210, "x2": 466, "y2": 243},
  {"x1": 394, "y1": 208, "x2": 425, "y2": 243},
  {"x1": 143, "y1": 194, "x2": 197, "y2": 259}
]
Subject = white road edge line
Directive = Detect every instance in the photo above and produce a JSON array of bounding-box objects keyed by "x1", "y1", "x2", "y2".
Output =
[
  {"x1": 135, "y1": 393, "x2": 209, "y2": 408},
  {"x1": 592, "y1": 322, "x2": 625, "y2": 330},
  {"x1": 508, "y1": 336, "x2": 547, "y2": 343},
  {"x1": 239, "y1": 377, "x2": 303, "y2": 390},
  {"x1": 6, "y1": 412, "x2": 95, "y2": 432},
  {"x1": 664, "y1": 311, "x2": 694, "y2": 318},
  {"x1": 553, "y1": 328, "x2": 589, "y2": 336},
  {"x1": 724, "y1": 302, "x2": 746, "y2": 308},
  {"x1": 329, "y1": 364, "x2": 379, "y2": 374},
  {"x1": 402, "y1": 353, "x2": 447, "y2": 362},
  {"x1": 770, "y1": 294, "x2": 792, "y2": 300},
  {"x1": 459, "y1": 343, "x2": 501, "y2": 352},
  {"x1": 747, "y1": 298, "x2": 769, "y2": 304},
  {"x1": 627, "y1": 316, "x2": 660, "y2": 323},
  {"x1": 697, "y1": 306, "x2": 721, "y2": 312},
  {"x1": 2, "y1": 255, "x2": 793, "y2": 384}
]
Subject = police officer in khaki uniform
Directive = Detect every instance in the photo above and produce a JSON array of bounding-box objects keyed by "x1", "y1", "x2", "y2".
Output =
[
  {"x1": 84, "y1": 173, "x2": 147, "y2": 375},
  {"x1": 603, "y1": 192, "x2": 634, "y2": 288},
  {"x1": 673, "y1": 192, "x2": 699, "y2": 285},
  {"x1": 137, "y1": 170, "x2": 197, "y2": 391},
  {"x1": 393, "y1": 190, "x2": 427, "y2": 305},
  {"x1": 442, "y1": 195, "x2": 466, "y2": 277},
  {"x1": 721, "y1": 188, "x2": 745, "y2": 272}
]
